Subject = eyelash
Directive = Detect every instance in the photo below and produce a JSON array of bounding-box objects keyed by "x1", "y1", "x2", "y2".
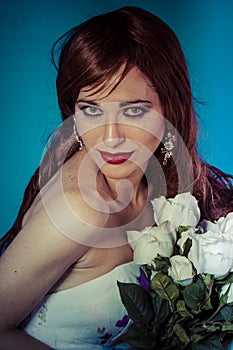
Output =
[
  {"x1": 80, "y1": 106, "x2": 103, "y2": 117},
  {"x1": 123, "y1": 106, "x2": 150, "y2": 118},
  {"x1": 79, "y1": 106, "x2": 150, "y2": 118}
]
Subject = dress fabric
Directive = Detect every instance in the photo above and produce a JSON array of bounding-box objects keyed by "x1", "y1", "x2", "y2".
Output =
[{"x1": 21, "y1": 262, "x2": 140, "y2": 350}]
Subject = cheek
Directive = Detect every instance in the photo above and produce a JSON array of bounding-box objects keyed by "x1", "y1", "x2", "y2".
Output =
[
  {"x1": 130, "y1": 118, "x2": 165, "y2": 151},
  {"x1": 151, "y1": 116, "x2": 165, "y2": 141},
  {"x1": 81, "y1": 127, "x2": 111, "y2": 152},
  {"x1": 81, "y1": 130, "x2": 99, "y2": 147},
  {"x1": 150, "y1": 118, "x2": 165, "y2": 150},
  {"x1": 143, "y1": 133, "x2": 162, "y2": 152}
]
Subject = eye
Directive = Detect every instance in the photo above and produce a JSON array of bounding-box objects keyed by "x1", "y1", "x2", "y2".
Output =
[
  {"x1": 80, "y1": 106, "x2": 103, "y2": 117},
  {"x1": 123, "y1": 106, "x2": 150, "y2": 118}
]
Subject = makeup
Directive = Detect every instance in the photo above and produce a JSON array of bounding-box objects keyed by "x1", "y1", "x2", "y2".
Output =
[{"x1": 99, "y1": 151, "x2": 134, "y2": 164}]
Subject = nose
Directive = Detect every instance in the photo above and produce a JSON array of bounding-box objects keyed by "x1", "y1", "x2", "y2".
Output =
[{"x1": 103, "y1": 121, "x2": 125, "y2": 148}]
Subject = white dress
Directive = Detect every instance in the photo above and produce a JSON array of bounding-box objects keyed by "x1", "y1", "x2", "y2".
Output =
[{"x1": 21, "y1": 262, "x2": 140, "y2": 350}]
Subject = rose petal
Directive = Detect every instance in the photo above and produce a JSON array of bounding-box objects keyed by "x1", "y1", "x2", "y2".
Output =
[
  {"x1": 133, "y1": 234, "x2": 159, "y2": 264},
  {"x1": 151, "y1": 192, "x2": 200, "y2": 227}
]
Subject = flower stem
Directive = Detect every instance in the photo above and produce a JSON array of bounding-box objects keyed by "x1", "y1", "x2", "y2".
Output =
[
  {"x1": 207, "y1": 301, "x2": 224, "y2": 322},
  {"x1": 200, "y1": 278, "x2": 214, "y2": 308}
]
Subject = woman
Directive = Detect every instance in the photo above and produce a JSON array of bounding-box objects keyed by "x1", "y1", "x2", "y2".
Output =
[{"x1": 0, "y1": 6, "x2": 232, "y2": 350}]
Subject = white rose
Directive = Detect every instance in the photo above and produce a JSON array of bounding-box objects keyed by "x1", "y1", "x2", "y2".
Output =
[
  {"x1": 127, "y1": 221, "x2": 176, "y2": 265},
  {"x1": 200, "y1": 212, "x2": 233, "y2": 240},
  {"x1": 168, "y1": 255, "x2": 194, "y2": 286},
  {"x1": 178, "y1": 229, "x2": 233, "y2": 277},
  {"x1": 199, "y1": 237, "x2": 233, "y2": 277},
  {"x1": 151, "y1": 192, "x2": 200, "y2": 228},
  {"x1": 127, "y1": 226, "x2": 152, "y2": 250},
  {"x1": 220, "y1": 283, "x2": 233, "y2": 304}
]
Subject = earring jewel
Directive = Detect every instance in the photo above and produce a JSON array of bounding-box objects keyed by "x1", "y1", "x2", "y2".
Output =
[
  {"x1": 73, "y1": 117, "x2": 85, "y2": 150},
  {"x1": 161, "y1": 130, "x2": 176, "y2": 166}
]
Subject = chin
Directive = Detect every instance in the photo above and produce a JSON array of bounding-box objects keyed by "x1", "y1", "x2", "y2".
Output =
[{"x1": 100, "y1": 161, "x2": 144, "y2": 179}]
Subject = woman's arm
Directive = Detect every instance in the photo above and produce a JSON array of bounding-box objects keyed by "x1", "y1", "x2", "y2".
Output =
[{"x1": 0, "y1": 193, "x2": 91, "y2": 349}]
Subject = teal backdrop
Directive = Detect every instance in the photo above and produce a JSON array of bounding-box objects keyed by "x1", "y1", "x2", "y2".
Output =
[{"x1": 1, "y1": 0, "x2": 233, "y2": 237}]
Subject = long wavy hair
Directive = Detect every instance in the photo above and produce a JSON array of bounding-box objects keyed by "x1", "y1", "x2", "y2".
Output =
[{"x1": 1, "y1": 6, "x2": 233, "y2": 253}]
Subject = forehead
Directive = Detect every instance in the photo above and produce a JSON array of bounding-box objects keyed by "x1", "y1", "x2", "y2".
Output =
[{"x1": 78, "y1": 66, "x2": 157, "y2": 103}]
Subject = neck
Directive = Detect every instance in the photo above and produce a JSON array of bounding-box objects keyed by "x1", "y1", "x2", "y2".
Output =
[{"x1": 98, "y1": 168, "x2": 149, "y2": 209}]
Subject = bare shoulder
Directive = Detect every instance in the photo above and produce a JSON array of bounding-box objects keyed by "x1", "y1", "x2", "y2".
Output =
[
  {"x1": 0, "y1": 200, "x2": 89, "y2": 330},
  {"x1": 0, "y1": 151, "x2": 110, "y2": 330},
  {"x1": 0, "y1": 198, "x2": 89, "y2": 284},
  {"x1": 59, "y1": 151, "x2": 110, "y2": 227},
  {"x1": 28, "y1": 151, "x2": 109, "y2": 230}
]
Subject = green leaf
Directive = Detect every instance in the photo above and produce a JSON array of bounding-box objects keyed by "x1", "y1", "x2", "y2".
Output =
[
  {"x1": 220, "y1": 305, "x2": 233, "y2": 322},
  {"x1": 196, "y1": 277, "x2": 206, "y2": 296},
  {"x1": 173, "y1": 323, "x2": 190, "y2": 343},
  {"x1": 177, "y1": 226, "x2": 191, "y2": 236},
  {"x1": 151, "y1": 291, "x2": 170, "y2": 327},
  {"x1": 189, "y1": 334, "x2": 224, "y2": 349},
  {"x1": 220, "y1": 292, "x2": 229, "y2": 304},
  {"x1": 191, "y1": 333, "x2": 206, "y2": 343},
  {"x1": 203, "y1": 274, "x2": 212, "y2": 288},
  {"x1": 120, "y1": 322, "x2": 157, "y2": 349},
  {"x1": 161, "y1": 334, "x2": 183, "y2": 349},
  {"x1": 195, "y1": 228, "x2": 204, "y2": 235},
  {"x1": 215, "y1": 272, "x2": 233, "y2": 284},
  {"x1": 182, "y1": 238, "x2": 193, "y2": 257},
  {"x1": 176, "y1": 300, "x2": 194, "y2": 318},
  {"x1": 201, "y1": 296, "x2": 213, "y2": 311},
  {"x1": 203, "y1": 324, "x2": 221, "y2": 332},
  {"x1": 222, "y1": 323, "x2": 233, "y2": 332},
  {"x1": 151, "y1": 273, "x2": 179, "y2": 306},
  {"x1": 190, "y1": 324, "x2": 209, "y2": 334},
  {"x1": 182, "y1": 282, "x2": 203, "y2": 311},
  {"x1": 117, "y1": 282, "x2": 153, "y2": 323},
  {"x1": 152, "y1": 257, "x2": 170, "y2": 273}
]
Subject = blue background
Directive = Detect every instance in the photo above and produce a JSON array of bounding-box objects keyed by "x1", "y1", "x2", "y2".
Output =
[{"x1": 0, "y1": 0, "x2": 233, "y2": 237}]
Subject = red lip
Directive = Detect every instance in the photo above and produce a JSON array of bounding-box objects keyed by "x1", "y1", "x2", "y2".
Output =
[{"x1": 99, "y1": 151, "x2": 134, "y2": 164}]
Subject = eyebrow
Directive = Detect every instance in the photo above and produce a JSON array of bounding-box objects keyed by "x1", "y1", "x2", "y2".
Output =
[
  {"x1": 76, "y1": 99, "x2": 98, "y2": 106},
  {"x1": 119, "y1": 100, "x2": 152, "y2": 107},
  {"x1": 76, "y1": 99, "x2": 152, "y2": 107}
]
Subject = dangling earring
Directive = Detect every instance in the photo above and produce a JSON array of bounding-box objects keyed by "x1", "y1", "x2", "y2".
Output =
[
  {"x1": 73, "y1": 117, "x2": 85, "y2": 150},
  {"x1": 161, "y1": 130, "x2": 176, "y2": 166}
]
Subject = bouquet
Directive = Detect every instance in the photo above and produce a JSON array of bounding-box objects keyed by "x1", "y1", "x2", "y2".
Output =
[{"x1": 115, "y1": 193, "x2": 233, "y2": 349}]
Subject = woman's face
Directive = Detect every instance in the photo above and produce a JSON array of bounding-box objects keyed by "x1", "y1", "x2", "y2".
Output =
[{"x1": 74, "y1": 66, "x2": 165, "y2": 180}]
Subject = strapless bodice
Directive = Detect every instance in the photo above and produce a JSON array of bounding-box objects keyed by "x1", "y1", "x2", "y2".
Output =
[{"x1": 21, "y1": 261, "x2": 140, "y2": 349}]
